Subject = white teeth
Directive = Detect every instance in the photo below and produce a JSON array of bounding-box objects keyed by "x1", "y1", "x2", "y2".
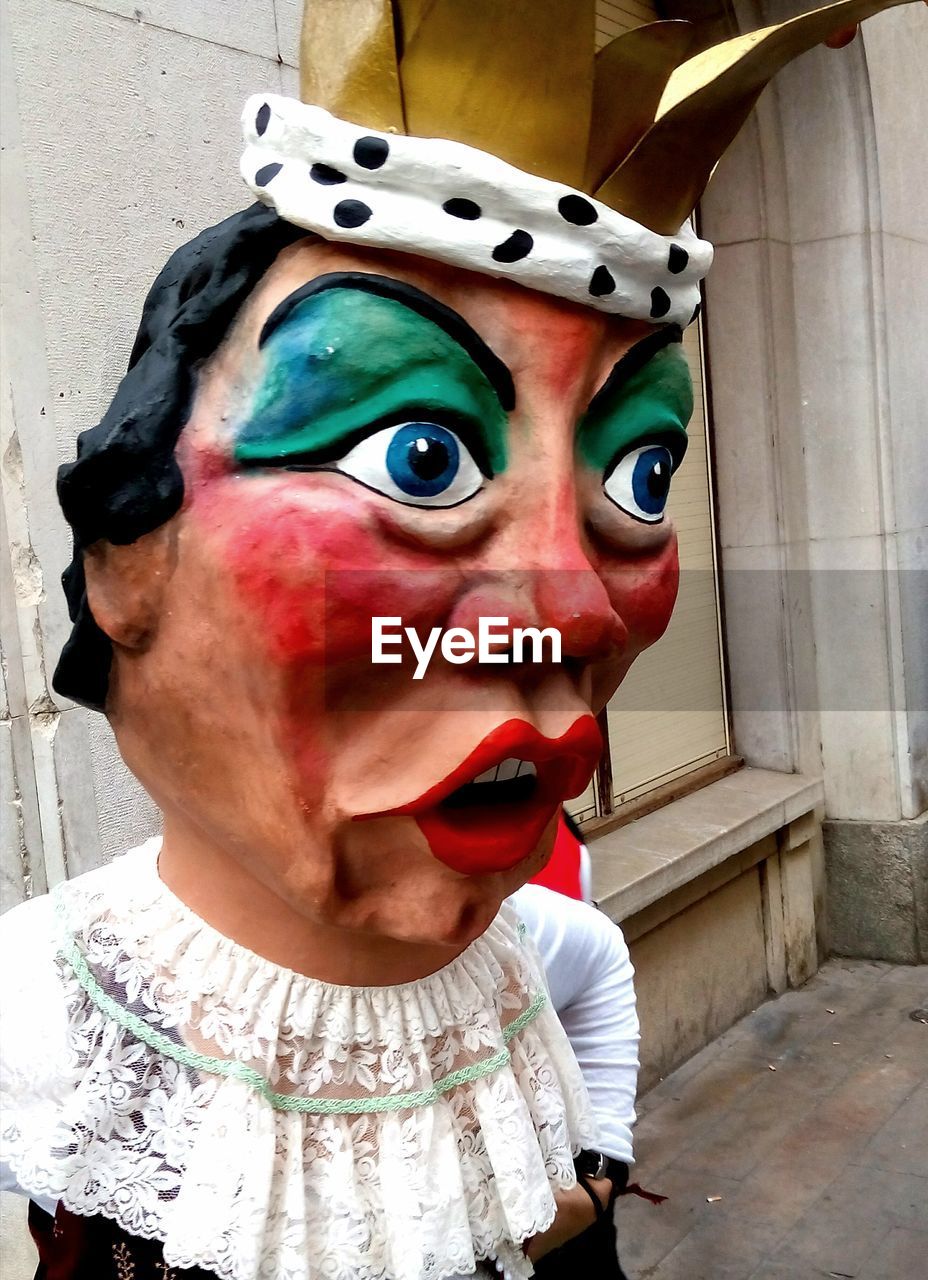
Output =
[
  {"x1": 497, "y1": 758, "x2": 521, "y2": 781},
  {"x1": 472, "y1": 758, "x2": 537, "y2": 784}
]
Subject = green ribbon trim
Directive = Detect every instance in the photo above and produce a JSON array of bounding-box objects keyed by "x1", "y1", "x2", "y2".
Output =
[{"x1": 59, "y1": 932, "x2": 547, "y2": 1117}]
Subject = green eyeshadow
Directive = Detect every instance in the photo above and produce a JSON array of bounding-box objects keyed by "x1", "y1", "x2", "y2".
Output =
[
  {"x1": 234, "y1": 288, "x2": 508, "y2": 474},
  {"x1": 578, "y1": 342, "x2": 693, "y2": 472}
]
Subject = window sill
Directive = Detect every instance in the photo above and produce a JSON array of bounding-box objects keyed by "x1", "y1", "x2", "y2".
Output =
[{"x1": 590, "y1": 767, "x2": 825, "y2": 922}]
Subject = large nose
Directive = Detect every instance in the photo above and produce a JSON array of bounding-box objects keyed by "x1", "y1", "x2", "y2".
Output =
[
  {"x1": 520, "y1": 474, "x2": 627, "y2": 659},
  {"x1": 532, "y1": 564, "x2": 625, "y2": 659},
  {"x1": 448, "y1": 495, "x2": 627, "y2": 663}
]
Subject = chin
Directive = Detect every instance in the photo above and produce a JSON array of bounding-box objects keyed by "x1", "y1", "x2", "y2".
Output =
[
  {"x1": 443, "y1": 830, "x2": 557, "y2": 941},
  {"x1": 419, "y1": 896, "x2": 502, "y2": 950},
  {"x1": 348, "y1": 882, "x2": 506, "y2": 950},
  {"x1": 329, "y1": 869, "x2": 521, "y2": 952},
  {"x1": 397, "y1": 844, "x2": 554, "y2": 949}
]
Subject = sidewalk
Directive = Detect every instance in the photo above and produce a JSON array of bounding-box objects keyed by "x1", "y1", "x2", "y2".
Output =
[{"x1": 617, "y1": 959, "x2": 928, "y2": 1280}]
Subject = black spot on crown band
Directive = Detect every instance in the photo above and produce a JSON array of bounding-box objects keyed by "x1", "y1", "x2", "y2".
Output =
[
  {"x1": 333, "y1": 199, "x2": 372, "y2": 229},
  {"x1": 558, "y1": 194, "x2": 598, "y2": 227},
  {"x1": 589, "y1": 265, "x2": 616, "y2": 298},
  {"x1": 310, "y1": 163, "x2": 347, "y2": 186},
  {"x1": 254, "y1": 162, "x2": 282, "y2": 188},
  {"x1": 668, "y1": 244, "x2": 689, "y2": 274},
  {"x1": 649, "y1": 287, "x2": 672, "y2": 319},
  {"x1": 443, "y1": 198, "x2": 482, "y2": 220},
  {"x1": 353, "y1": 136, "x2": 390, "y2": 170},
  {"x1": 492, "y1": 230, "x2": 533, "y2": 263}
]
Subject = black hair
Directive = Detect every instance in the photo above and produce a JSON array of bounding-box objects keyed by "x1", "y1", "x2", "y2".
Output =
[{"x1": 53, "y1": 202, "x2": 307, "y2": 711}]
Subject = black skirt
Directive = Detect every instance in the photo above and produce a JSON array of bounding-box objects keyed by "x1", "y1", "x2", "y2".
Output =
[
  {"x1": 29, "y1": 1200, "x2": 629, "y2": 1280},
  {"x1": 531, "y1": 1210, "x2": 629, "y2": 1280}
]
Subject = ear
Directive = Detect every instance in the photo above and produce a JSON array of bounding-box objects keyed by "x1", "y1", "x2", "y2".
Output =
[{"x1": 82, "y1": 522, "x2": 177, "y2": 649}]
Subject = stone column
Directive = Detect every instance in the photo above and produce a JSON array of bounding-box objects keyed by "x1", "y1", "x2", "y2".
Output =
[{"x1": 700, "y1": 0, "x2": 927, "y2": 961}]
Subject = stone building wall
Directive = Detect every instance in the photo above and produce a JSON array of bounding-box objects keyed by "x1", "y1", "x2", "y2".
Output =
[
  {"x1": 698, "y1": 0, "x2": 927, "y2": 959},
  {"x1": 1, "y1": 0, "x2": 304, "y2": 908}
]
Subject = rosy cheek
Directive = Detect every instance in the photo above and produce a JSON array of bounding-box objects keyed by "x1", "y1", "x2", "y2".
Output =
[
  {"x1": 187, "y1": 476, "x2": 460, "y2": 668},
  {"x1": 601, "y1": 538, "x2": 680, "y2": 651}
]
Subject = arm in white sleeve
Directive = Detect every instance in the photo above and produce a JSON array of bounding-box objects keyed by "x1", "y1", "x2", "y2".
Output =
[
  {"x1": 510, "y1": 883, "x2": 639, "y2": 1164},
  {"x1": 0, "y1": 893, "x2": 67, "y2": 1214}
]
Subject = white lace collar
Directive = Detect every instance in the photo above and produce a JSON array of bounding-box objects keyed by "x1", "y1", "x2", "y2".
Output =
[{"x1": 2, "y1": 840, "x2": 597, "y2": 1280}]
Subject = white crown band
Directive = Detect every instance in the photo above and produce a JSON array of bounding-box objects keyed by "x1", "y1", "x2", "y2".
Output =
[{"x1": 240, "y1": 95, "x2": 712, "y2": 327}]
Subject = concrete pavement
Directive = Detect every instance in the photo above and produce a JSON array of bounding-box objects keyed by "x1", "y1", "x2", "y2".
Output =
[{"x1": 617, "y1": 960, "x2": 928, "y2": 1279}]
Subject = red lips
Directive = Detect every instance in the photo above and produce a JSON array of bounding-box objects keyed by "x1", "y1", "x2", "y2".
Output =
[{"x1": 359, "y1": 716, "x2": 602, "y2": 876}]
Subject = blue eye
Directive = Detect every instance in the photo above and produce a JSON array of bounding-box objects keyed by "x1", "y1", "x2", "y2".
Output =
[
  {"x1": 336, "y1": 422, "x2": 484, "y2": 508},
  {"x1": 387, "y1": 423, "x2": 460, "y2": 497},
  {"x1": 603, "y1": 444, "x2": 675, "y2": 523}
]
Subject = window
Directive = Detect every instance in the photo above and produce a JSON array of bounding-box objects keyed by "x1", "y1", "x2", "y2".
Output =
[
  {"x1": 569, "y1": 2, "x2": 732, "y2": 827},
  {"x1": 595, "y1": 0, "x2": 664, "y2": 43}
]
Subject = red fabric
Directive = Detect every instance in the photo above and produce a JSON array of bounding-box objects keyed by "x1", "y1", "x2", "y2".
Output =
[
  {"x1": 622, "y1": 1183, "x2": 668, "y2": 1206},
  {"x1": 530, "y1": 812, "x2": 584, "y2": 900}
]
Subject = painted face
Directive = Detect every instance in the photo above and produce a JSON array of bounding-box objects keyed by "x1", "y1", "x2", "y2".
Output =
[{"x1": 105, "y1": 239, "x2": 691, "y2": 946}]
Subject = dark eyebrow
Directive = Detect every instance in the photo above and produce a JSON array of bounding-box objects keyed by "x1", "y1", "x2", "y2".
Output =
[
  {"x1": 585, "y1": 324, "x2": 684, "y2": 419},
  {"x1": 258, "y1": 271, "x2": 516, "y2": 412}
]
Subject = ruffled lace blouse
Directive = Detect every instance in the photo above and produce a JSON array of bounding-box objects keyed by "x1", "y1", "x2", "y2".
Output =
[{"x1": 0, "y1": 841, "x2": 598, "y2": 1280}]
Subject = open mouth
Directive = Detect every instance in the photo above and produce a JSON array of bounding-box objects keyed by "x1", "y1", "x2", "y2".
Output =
[
  {"x1": 442, "y1": 759, "x2": 539, "y2": 809},
  {"x1": 358, "y1": 717, "x2": 601, "y2": 876}
]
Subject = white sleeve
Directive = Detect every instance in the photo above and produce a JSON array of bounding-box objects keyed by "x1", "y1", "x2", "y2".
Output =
[
  {"x1": 0, "y1": 892, "x2": 68, "y2": 1214},
  {"x1": 509, "y1": 883, "x2": 639, "y2": 1164}
]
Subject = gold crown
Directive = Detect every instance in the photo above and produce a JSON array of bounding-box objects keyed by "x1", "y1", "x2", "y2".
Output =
[{"x1": 300, "y1": 0, "x2": 913, "y2": 235}]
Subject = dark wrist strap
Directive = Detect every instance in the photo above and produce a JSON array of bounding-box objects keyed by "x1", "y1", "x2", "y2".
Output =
[{"x1": 576, "y1": 1174, "x2": 608, "y2": 1223}]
